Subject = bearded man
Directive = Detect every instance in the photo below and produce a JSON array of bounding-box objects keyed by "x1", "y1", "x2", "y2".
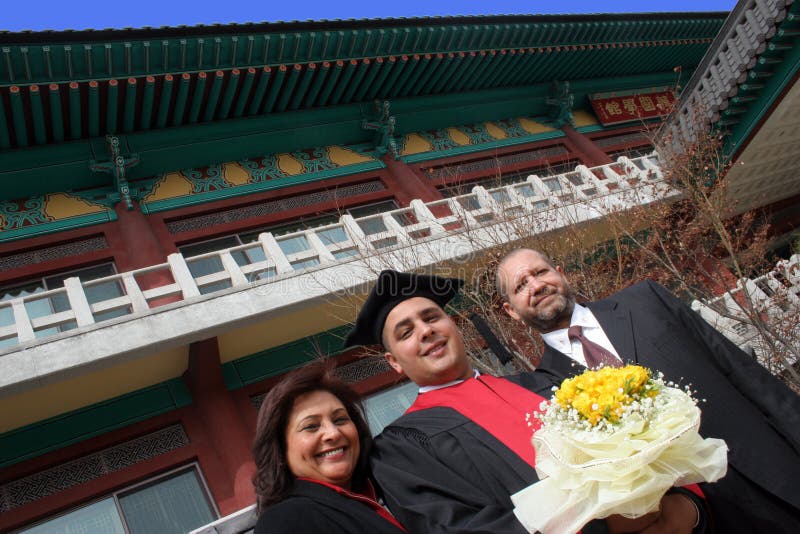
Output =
[{"x1": 497, "y1": 248, "x2": 800, "y2": 534}]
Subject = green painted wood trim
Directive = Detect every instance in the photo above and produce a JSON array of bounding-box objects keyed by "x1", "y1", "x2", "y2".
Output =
[
  {"x1": 140, "y1": 160, "x2": 385, "y2": 214},
  {"x1": 0, "y1": 378, "x2": 192, "y2": 468},
  {"x1": 0, "y1": 71, "x2": 680, "y2": 202},
  {"x1": 222, "y1": 325, "x2": 351, "y2": 390},
  {"x1": 575, "y1": 116, "x2": 662, "y2": 135},
  {"x1": 575, "y1": 124, "x2": 607, "y2": 134},
  {"x1": 399, "y1": 130, "x2": 566, "y2": 164},
  {"x1": 0, "y1": 211, "x2": 117, "y2": 243},
  {"x1": 0, "y1": 14, "x2": 726, "y2": 86}
]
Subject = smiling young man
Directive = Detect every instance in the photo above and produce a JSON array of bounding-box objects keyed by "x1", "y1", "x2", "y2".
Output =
[
  {"x1": 497, "y1": 248, "x2": 800, "y2": 534},
  {"x1": 345, "y1": 270, "x2": 700, "y2": 534}
]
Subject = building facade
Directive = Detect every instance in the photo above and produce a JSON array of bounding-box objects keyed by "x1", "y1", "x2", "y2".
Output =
[{"x1": 0, "y1": 4, "x2": 798, "y2": 532}]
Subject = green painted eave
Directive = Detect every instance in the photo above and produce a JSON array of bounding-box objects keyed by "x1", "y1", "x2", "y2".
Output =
[
  {"x1": 1, "y1": 13, "x2": 726, "y2": 85},
  {"x1": 0, "y1": 70, "x2": 677, "y2": 200},
  {"x1": 0, "y1": 378, "x2": 191, "y2": 468},
  {"x1": 222, "y1": 325, "x2": 350, "y2": 389},
  {"x1": 139, "y1": 160, "x2": 385, "y2": 214},
  {"x1": 0, "y1": 210, "x2": 117, "y2": 243},
  {"x1": 0, "y1": 13, "x2": 723, "y2": 159}
]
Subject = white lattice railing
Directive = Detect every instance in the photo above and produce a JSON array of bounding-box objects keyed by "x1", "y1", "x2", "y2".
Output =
[
  {"x1": 691, "y1": 254, "x2": 800, "y2": 369},
  {"x1": 0, "y1": 155, "x2": 664, "y2": 352}
]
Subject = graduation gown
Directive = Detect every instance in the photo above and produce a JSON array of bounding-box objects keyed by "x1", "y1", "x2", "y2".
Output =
[
  {"x1": 254, "y1": 479, "x2": 407, "y2": 534},
  {"x1": 371, "y1": 372, "x2": 578, "y2": 534},
  {"x1": 538, "y1": 280, "x2": 800, "y2": 534}
]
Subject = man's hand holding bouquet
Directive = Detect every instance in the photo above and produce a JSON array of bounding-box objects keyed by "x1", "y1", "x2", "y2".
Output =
[{"x1": 511, "y1": 365, "x2": 728, "y2": 534}]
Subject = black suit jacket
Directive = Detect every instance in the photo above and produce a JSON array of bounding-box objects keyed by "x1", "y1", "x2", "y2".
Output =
[{"x1": 538, "y1": 280, "x2": 800, "y2": 533}]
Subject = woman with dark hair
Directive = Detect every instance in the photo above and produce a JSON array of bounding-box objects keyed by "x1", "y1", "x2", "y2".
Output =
[{"x1": 252, "y1": 361, "x2": 406, "y2": 534}]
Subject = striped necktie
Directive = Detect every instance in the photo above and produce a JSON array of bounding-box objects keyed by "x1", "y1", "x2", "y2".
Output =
[{"x1": 567, "y1": 325, "x2": 622, "y2": 369}]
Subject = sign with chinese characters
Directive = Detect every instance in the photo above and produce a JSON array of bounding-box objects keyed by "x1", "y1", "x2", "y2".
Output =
[{"x1": 589, "y1": 91, "x2": 675, "y2": 126}]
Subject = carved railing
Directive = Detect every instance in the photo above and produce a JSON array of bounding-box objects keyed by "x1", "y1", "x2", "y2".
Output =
[
  {"x1": 691, "y1": 254, "x2": 800, "y2": 370},
  {"x1": 0, "y1": 155, "x2": 663, "y2": 352},
  {"x1": 673, "y1": 0, "x2": 793, "y2": 136}
]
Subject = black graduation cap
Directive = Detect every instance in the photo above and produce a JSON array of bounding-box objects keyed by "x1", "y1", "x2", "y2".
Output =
[{"x1": 344, "y1": 270, "x2": 464, "y2": 348}]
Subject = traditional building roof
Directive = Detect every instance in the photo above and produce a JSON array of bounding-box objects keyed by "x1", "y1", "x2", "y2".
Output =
[
  {"x1": 0, "y1": 13, "x2": 725, "y2": 200},
  {"x1": 670, "y1": 0, "x2": 800, "y2": 213}
]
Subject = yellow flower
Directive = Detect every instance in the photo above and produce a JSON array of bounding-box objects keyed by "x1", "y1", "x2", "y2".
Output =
[{"x1": 552, "y1": 365, "x2": 654, "y2": 426}]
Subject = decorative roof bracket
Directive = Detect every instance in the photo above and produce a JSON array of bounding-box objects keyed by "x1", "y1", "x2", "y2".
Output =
[
  {"x1": 362, "y1": 100, "x2": 398, "y2": 158},
  {"x1": 546, "y1": 81, "x2": 575, "y2": 129},
  {"x1": 89, "y1": 135, "x2": 140, "y2": 210}
]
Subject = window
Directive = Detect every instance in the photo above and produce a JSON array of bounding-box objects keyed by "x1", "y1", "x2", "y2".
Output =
[
  {"x1": 609, "y1": 146, "x2": 654, "y2": 161},
  {"x1": 178, "y1": 202, "x2": 404, "y2": 292},
  {"x1": 363, "y1": 381, "x2": 418, "y2": 436},
  {"x1": 179, "y1": 213, "x2": 338, "y2": 294},
  {"x1": 349, "y1": 200, "x2": 405, "y2": 236},
  {"x1": 18, "y1": 466, "x2": 216, "y2": 534},
  {"x1": 0, "y1": 263, "x2": 125, "y2": 348},
  {"x1": 541, "y1": 178, "x2": 563, "y2": 193},
  {"x1": 438, "y1": 160, "x2": 579, "y2": 198}
]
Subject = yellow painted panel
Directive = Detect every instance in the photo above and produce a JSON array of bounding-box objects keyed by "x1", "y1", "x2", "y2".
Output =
[
  {"x1": 400, "y1": 133, "x2": 433, "y2": 156},
  {"x1": 218, "y1": 296, "x2": 363, "y2": 363},
  {"x1": 447, "y1": 127, "x2": 471, "y2": 146},
  {"x1": 518, "y1": 118, "x2": 555, "y2": 135},
  {"x1": 485, "y1": 122, "x2": 508, "y2": 140},
  {"x1": 222, "y1": 162, "x2": 252, "y2": 186},
  {"x1": 573, "y1": 109, "x2": 600, "y2": 127},
  {"x1": 143, "y1": 172, "x2": 194, "y2": 202},
  {"x1": 327, "y1": 146, "x2": 375, "y2": 166},
  {"x1": 0, "y1": 346, "x2": 188, "y2": 434},
  {"x1": 276, "y1": 153, "x2": 305, "y2": 176},
  {"x1": 43, "y1": 193, "x2": 107, "y2": 221}
]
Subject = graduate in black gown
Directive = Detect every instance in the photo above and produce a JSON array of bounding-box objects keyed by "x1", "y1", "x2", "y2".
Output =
[
  {"x1": 345, "y1": 270, "x2": 704, "y2": 534},
  {"x1": 252, "y1": 362, "x2": 406, "y2": 534}
]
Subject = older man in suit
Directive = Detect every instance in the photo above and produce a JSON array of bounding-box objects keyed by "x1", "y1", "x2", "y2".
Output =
[{"x1": 496, "y1": 248, "x2": 800, "y2": 534}]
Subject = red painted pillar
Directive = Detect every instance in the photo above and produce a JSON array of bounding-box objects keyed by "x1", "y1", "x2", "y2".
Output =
[
  {"x1": 561, "y1": 124, "x2": 615, "y2": 167},
  {"x1": 108, "y1": 201, "x2": 170, "y2": 272},
  {"x1": 381, "y1": 154, "x2": 444, "y2": 206},
  {"x1": 184, "y1": 338, "x2": 256, "y2": 515},
  {"x1": 106, "y1": 202, "x2": 180, "y2": 306}
]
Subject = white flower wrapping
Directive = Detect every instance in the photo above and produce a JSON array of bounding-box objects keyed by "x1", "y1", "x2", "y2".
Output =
[{"x1": 511, "y1": 380, "x2": 728, "y2": 534}]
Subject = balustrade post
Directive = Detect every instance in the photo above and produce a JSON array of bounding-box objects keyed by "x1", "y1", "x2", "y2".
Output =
[
  {"x1": 121, "y1": 273, "x2": 149, "y2": 313},
  {"x1": 258, "y1": 233, "x2": 294, "y2": 274},
  {"x1": 63, "y1": 277, "x2": 95, "y2": 327},
  {"x1": 167, "y1": 253, "x2": 201, "y2": 299},
  {"x1": 305, "y1": 232, "x2": 337, "y2": 264},
  {"x1": 340, "y1": 214, "x2": 375, "y2": 253},
  {"x1": 219, "y1": 252, "x2": 249, "y2": 287},
  {"x1": 11, "y1": 300, "x2": 35, "y2": 343},
  {"x1": 410, "y1": 199, "x2": 446, "y2": 234}
]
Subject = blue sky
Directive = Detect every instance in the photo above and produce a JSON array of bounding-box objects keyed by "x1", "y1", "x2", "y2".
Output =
[{"x1": 2, "y1": 0, "x2": 737, "y2": 32}]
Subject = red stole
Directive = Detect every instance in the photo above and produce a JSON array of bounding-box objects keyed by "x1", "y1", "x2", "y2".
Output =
[
  {"x1": 406, "y1": 375, "x2": 544, "y2": 467},
  {"x1": 299, "y1": 478, "x2": 407, "y2": 531}
]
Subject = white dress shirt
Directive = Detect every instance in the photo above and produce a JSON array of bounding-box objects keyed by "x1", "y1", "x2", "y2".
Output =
[
  {"x1": 418, "y1": 369, "x2": 481, "y2": 393},
  {"x1": 541, "y1": 303, "x2": 622, "y2": 368}
]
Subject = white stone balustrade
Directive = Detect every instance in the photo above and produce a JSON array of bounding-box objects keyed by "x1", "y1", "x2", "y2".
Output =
[
  {"x1": 691, "y1": 254, "x2": 800, "y2": 370},
  {"x1": 0, "y1": 155, "x2": 689, "y2": 397},
  {"x1": 0, "y1": 155, "x2": 667, "y2": 355}
]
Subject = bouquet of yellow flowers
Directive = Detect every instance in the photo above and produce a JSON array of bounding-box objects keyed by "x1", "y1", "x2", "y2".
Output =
[{"x1": 511, "y1": 365, "x2": 728, "y2": 534}]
